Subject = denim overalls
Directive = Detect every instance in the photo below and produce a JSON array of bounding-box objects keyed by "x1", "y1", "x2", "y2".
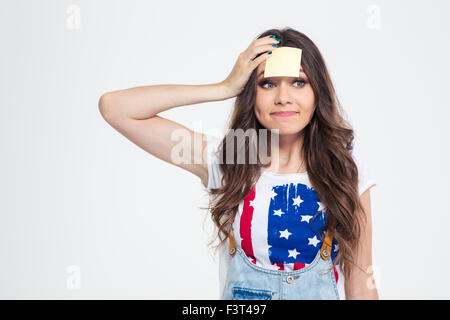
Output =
[{"x1": 221, "y1": 223, "x2": 339, "y2": 300}]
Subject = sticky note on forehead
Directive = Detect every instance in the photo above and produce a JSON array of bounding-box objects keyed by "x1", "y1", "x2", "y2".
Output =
[{"x1": 264, "y1": 47, "x2": 302, "y2": 78}]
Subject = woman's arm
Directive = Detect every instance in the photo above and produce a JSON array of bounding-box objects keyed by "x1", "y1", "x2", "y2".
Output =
[
  {"x1": 98, "y1": 83, "x2": 234, "y2": 121},
  {"x1": 344, "y1": 189, "x2": 380, "y2": 300},
  {"x1": 98, "y1": 83, "x2": 234, "y2": 186}
]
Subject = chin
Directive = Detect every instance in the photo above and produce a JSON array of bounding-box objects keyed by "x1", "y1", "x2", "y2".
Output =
[{"x1": 267, "y1": 127, "x2": 303, "y2": 136}]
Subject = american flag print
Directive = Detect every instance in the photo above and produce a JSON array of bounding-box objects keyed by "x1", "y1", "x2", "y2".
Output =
[{"x1": 233, "y1": 181, "x2": 340, "y2": 284}]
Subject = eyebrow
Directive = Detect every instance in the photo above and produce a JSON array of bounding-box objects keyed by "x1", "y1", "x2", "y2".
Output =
[{"x1": 257, "y1": 68, "x2": 305, "y2": 79}]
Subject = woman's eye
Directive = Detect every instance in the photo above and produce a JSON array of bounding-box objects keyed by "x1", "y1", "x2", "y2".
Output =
[
  {"x1": 294, "y1": 80, "x2": 306, "y2": 87},
  {"x1": 259, "y1": 79, "x2": 306, "y2": 89},
  {"x1": 260, "y1": 81, "x2": 274, "y2": 89}
]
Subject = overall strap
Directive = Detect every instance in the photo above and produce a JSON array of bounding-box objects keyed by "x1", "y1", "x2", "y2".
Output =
[
  {"x1": 320, "y1": 226, "x2": 334, "y2": 260},
  {"x1": 228, "y1": 224, "x2": 237, "y2": 256}
]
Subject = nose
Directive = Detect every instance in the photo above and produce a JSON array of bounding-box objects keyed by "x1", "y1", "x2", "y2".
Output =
[{"x1": 274, "y1": 81, "x2": 294, "y2": 105}]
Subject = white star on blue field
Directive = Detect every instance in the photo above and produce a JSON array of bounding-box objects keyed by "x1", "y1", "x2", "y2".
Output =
[{"x1": 266, "y1": 182, "x2": 337, "y2": 264}]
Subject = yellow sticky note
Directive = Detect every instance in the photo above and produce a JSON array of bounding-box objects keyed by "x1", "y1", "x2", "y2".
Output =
[{"x1": 264, "y1": 47, "x2": 302, "y2": 78}]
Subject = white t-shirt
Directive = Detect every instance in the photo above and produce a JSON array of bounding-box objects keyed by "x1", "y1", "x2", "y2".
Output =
[{"x1": 201, "y1": 133, "x2": 376, "y2": 300}]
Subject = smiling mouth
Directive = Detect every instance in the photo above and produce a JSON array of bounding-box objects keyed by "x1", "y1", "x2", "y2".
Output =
[{"x1": 270, "y1": 111, "x2": 299, "y2": 117}]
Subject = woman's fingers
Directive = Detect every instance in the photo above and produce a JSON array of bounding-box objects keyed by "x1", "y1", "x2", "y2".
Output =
[
  {"x1": 220, "y1": 35, "x2": 280, "y2": 97},
  {"x1": 250, "y1": 50, "x2": 272, "y2": 70},
  {"x1": 244, "y1": 35, "x2": 280, "y2": 61}
]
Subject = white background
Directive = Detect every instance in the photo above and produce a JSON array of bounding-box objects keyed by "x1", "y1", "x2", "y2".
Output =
[{"x1": 1, "y1": 0, "x2": 449, "y2": 299}]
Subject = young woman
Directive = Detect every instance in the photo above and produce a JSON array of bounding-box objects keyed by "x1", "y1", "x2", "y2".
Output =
[{"x1": 99, "y1": 27, "x2": 379, "y2": 300}]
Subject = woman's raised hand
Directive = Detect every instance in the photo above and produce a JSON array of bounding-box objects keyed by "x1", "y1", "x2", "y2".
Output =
[{"x1": 220, "y1": 35, "x2": 280, "y2": 98}]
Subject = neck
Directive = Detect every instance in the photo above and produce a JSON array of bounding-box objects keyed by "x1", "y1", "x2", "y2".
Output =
[{"x1": 265, "y1": 133, "x2": 305, "y2": 173}]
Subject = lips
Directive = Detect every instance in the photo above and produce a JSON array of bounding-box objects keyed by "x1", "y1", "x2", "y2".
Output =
[{"x1": 271, "y1": 111, "x2": 298, "y2": 117}]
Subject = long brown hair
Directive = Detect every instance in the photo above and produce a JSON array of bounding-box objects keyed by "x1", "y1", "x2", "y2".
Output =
[{"x1": 202, "y1": 27, "x2": 368, "y2": 281}]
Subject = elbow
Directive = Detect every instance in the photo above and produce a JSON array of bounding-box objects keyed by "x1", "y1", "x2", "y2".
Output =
[{"x1": 98, "y1": 93, "x2": 116, "y2": 121}]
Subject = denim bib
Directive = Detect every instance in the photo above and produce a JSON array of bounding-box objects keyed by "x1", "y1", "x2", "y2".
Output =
[{"x1": 221, "y1": 224, "x2": 339, "y2": 300}]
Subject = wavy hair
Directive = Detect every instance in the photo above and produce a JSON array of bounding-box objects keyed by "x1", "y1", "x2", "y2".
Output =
[{"x1": 202, "y1": 27, "x2": 368, "y2": 281}]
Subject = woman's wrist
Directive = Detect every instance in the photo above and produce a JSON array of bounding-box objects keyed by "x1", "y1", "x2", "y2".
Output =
[{"x1": 216, "y1": 81, "x2": 239, "y2": 100}]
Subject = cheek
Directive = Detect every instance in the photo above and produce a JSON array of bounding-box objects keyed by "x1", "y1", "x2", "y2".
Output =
[
  {"x1": 253, "y1": 106, "x2": 265, "y2": 125},
  {"x1": 254, "y1": 100, "x2": 269, "y2": 119},
  {"x1": 304, "y1": 87, "x2": 316, "y2": 108}
]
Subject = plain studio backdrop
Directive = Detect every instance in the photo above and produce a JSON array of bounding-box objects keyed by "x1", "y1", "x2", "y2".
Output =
[{"x1": 1, "y1": 0, "x2": 449, "y2": 299}]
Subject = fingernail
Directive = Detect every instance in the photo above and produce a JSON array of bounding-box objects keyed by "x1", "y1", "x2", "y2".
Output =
[
  {"x1": 272, "y1": 44, "x2": 278, "y2": 47},
  {"x1": 269, "y1": 35, "x2": 275, "y2": 38},
  {"x1": 268, "y1": 51, "x2": 272, "y2": 54}
]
